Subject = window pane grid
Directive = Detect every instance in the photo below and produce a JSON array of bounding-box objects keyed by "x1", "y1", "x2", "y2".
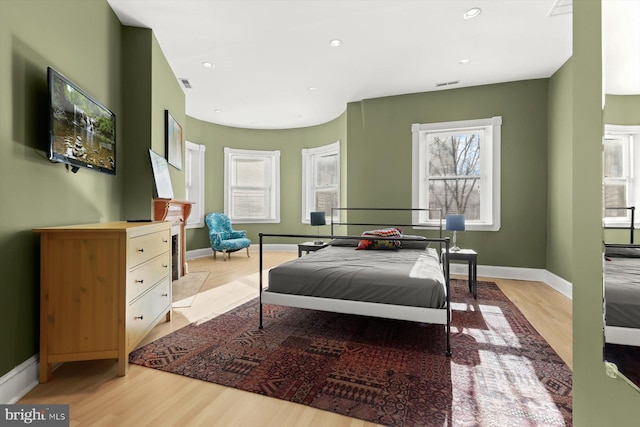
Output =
[
  {"x1": 225, "y1": 148, "x2": 279, "y2": 223},
  {"x1": 303, "y1": 142, "x2": 340, "y2": 222},
  {"x1": 602, "y1": 131, "x2": 634, "y2": 223},
  {"x1": 603, "y1": 181, "x2": 628, "y2": 215},
  {"x1": 426, "y1": 130, "x2": 482, "y2": 220},
  {"x1": 412, "y1": 117, "x2": 500, "y2": 230}
]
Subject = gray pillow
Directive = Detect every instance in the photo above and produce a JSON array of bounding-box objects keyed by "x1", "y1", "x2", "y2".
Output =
[
  {"x1": 329, "y1": 238, "x2": 359, "y2": 247},
  {"x1": 400, "y1": 235, "x2": 430, "y2": 249}
]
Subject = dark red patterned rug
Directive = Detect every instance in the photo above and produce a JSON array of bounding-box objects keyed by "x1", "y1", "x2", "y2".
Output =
[{"x1": 130, "y1": 280, "x2": 572, "y2": 426}]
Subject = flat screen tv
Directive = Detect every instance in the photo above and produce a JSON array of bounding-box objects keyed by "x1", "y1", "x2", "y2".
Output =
[{"x1": 48, "y1": 67, "x2": 116, "y2": 175}]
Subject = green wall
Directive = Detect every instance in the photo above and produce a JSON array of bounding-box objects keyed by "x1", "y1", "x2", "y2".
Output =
[
  {"x1": 572, "y1": 1, "x2": 640, "y2": 424},
  {"x1": 4, "y1": 0, "x2": 640, "y2": 422},
  {"x1": 152, "y1": 36, "x2": 186, "y2": 203},
  {"x1": 184, "y1": 114, "x2": 347, "y2": 249},
  {"x1": 345, "y1": 80, "x2": 549, "y2": 268},
  {"x1": 547, "y1": 59, "x2": 574, "y2": 282},
  {"x1": 604, "y1": 94, "x2": 640, "y2": 124},
  {"x1": 121, "y1": 27, "x2": 185, "y2": 219},
  {"x1": 121, "y1": 27, "x2": 153, "y2": 218},
  {"x1": 185, "y1": 80, "x2": 550, "y2": 269},
  {"x1": 0, "y1": 0, "x2": 184, "y2": 378},
  {"x1": 0, "y1": 0, "x2": 123, "y2": 377}
]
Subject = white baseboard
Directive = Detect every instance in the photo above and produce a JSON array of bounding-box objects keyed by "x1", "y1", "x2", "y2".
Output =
[
  {"x1": 542, "y1": 270, "x2": 573, "y2": 300},
  {"x1": 449, "y1": 263, "x2": 573, "y2": 300},
  {"x1": 0, "y1": 354, "x2": 38, "y2": 404}
]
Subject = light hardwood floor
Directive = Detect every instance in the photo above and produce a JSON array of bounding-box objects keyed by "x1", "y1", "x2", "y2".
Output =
[{"x1": 19, "y1": 251, "x2": 572, "y2": 426}]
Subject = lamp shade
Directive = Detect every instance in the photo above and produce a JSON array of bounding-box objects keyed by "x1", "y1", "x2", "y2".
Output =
[
  {"x1": 310, "y1": 211, "x2": 326, "y2": 226},
  {"x1": 445, "y1": 214, "x2": 465, "y2": 232}
]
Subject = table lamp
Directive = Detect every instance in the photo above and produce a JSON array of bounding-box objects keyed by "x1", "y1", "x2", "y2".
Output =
[
  {"x1": 445, "y1": 214, "x2": 465, "y2": 252},
  {"x1": 310, "y1": 211, "x2": 326, "y2": 244}
]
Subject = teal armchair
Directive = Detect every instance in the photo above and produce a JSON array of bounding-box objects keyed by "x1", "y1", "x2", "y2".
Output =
[{"x1": 205, "y1": 213, "x2": 251, "y2": 261}]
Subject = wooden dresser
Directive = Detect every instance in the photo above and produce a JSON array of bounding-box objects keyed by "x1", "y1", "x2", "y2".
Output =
[{"x1": 34, "y1": 221, "x2": 172, "y2": 383}]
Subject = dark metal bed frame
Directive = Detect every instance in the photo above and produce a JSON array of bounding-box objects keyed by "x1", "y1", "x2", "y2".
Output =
[
  {"x1": 603, "y1": 206, "x2": 640, "y2": 346},
  {"x1": 604, "y1": 206, "x2": 636, "y2": 245},
  {"x1": 257, "y1": 207, "x2": 452, "y2": 356}
]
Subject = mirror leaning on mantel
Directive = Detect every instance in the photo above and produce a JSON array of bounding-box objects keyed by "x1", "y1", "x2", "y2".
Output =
[{"x1": 602, "y1": 0, "x2": 640, "y2": 391}]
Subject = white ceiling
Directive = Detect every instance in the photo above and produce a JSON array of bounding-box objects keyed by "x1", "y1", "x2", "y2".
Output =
[
  {"x1": 603, "y1": 0, "x2": 640, "y2": 95},
  {"x1": 106, "y1": 0, "x2": 573, "y2": 129}
]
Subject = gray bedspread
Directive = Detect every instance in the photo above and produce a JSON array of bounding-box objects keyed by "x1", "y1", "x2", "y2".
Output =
[
  {"x1": 267, "y1": 246, "x2": 446, "y2": 309},
  {"x1": 605, "y1": 257, "x2": 640, "y2": 328}
]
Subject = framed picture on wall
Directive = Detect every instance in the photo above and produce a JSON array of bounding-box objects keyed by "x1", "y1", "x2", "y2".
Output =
[{"x1": 165, "y1": 109, "x2": 183, "y2": 170}]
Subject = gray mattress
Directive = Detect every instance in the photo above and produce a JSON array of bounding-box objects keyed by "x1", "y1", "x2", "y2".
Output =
[
  {"x1": 267, "y1": 245, "x2": 446, "y2": 309},
  {"x1": 605, "y1": 256, "x2": 640, "y2": 328},
  {"x1": 605, "y1": 245, "x2": 640, "y2": 258}
]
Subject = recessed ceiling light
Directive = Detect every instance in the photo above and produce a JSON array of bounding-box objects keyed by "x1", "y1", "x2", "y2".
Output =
[
  {"x1": 464, "y1": 7, "x2": 482, "y2": 20},
  {"x1": 308, "y1": 87, "x2": 318, "y2": 91},
  {"x1": 202, "y1": 62, "x2": 215, "y2": 68},
  {"x1": 329, "y1": 39, "x2": 343, "y2": 47},
  {"x1": 458, "y1": 59, "x2": 471, "y2": 65},
  {"x1": 214, "y1": 109, "x2": 221, "y2": 113}
]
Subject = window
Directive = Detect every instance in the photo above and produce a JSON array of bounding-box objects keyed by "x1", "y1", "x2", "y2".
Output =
[
  {"x1": 603, "y1": 125, "x2": 640, "y2": 226},
  {"x1": 411, "y1": 117, "x2": 502, "y2": 231},
  {"x1": 185, "y1": 141, "x2": 206, "y2": 228},
  {"x1": 224, "y1": 147, "x2": 280, "y2": 223},
  {"x1": 302, "y1": 141, "x2": 340, "y2": 223}
]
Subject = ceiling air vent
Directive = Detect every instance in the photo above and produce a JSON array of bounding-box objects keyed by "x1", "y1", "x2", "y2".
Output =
[
  {"x1": 179, "y1": 78, "x2": 192, "y2": 89},
  {"x1": 435, "y1": 80, "x2": 460, "y2": 88},
  {"x1": 549, "y1": 0, "x2": 572, "y2": 16}
]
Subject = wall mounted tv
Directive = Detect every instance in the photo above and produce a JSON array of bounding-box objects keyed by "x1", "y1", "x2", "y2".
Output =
[{"x1": 48, "y1": 67, "x2": 116, "y2": 175}]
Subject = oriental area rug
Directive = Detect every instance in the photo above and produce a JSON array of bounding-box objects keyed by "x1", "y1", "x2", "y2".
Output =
[{"x1": 129, "y1": 279, "x2": 572, "y2": 427}]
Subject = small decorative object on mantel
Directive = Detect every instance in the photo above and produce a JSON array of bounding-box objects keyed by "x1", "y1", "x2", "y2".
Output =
[{"x1": 165, "y1": 109, "x2": 183, "y2": 170}]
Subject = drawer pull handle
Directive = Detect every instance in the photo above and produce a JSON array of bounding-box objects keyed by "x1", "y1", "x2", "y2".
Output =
[
  {"x1": 161, "y1": 293, "x2": 169, "y2": 297},
  {"x1": 135, "y1": 279, "x2": 144, "y2": 284},
  {"x1": 137, "y1": 248, "x2": 144, "y2": 253},
  {"x1": 162, "y1": 264, "x2": 169, "y2": 268},
  {"x1": 134, "y1": 315, "x2": 144, "y2": 320},
  {"x1": 163, "y1": 238, "x2": 169, "y2": 243}
]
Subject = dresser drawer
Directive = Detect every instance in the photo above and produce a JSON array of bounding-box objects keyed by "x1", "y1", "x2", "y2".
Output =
[
  {"x1": 127, "y1": 277, "x2": 172, "y2": 351},
  {"x1": 128, "y1": 229, "x2": 171, "y2": 268},
  {"x1": 127, "y1": 252, "x2": 171, "y2": 303}
]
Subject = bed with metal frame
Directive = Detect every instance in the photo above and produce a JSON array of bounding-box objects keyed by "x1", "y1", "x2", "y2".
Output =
[
  {"x1": 604, "y1": 206, "x2": 640, "y2": 346},
  {"x1": 258, "y1": 208, "x2": 452, "y2": 356}
]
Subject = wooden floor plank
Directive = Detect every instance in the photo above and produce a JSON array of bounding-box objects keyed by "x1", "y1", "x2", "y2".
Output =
[{"x1": 19, "y1": 251, "x2": 572, "y2": 426}]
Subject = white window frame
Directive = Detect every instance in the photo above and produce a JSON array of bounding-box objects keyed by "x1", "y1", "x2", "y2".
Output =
[
  {"x1": 603, "y1": 125, "x2": 640, "y2": 228},
  {"x1": 224, "y1": 147, "x2": 280, "y2": 224},
  {"x1": 185, "y1": 141, "x2": 206, "y2": 228},
  {"x1": 411, "y1": 116, "x2": 502, "y2": 231},
  {"x1": 301, "y1": 141, "x2": 340, "y2": 223}
]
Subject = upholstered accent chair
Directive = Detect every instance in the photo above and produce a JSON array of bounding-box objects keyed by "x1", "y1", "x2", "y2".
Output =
[{"x1": 205, "y1": 213, "x2": 251, "y2": 261}]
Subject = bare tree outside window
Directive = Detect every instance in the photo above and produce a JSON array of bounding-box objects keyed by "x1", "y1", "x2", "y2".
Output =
[
  {"x1": 302, "y1": 141, "x2": 340, "y2": 223},
  {"x1": 603, "y1": 136, "x2": 629, "y2": 219},
  {"x1": 427, "y1": 131, "x2": 482, "y2": 220},
  {"x1": 412, "y1": 117, "x2": 501, "y2": 230},
  {"x1": 315, "y1": 153, "x2": 339, "y2": 217}
]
